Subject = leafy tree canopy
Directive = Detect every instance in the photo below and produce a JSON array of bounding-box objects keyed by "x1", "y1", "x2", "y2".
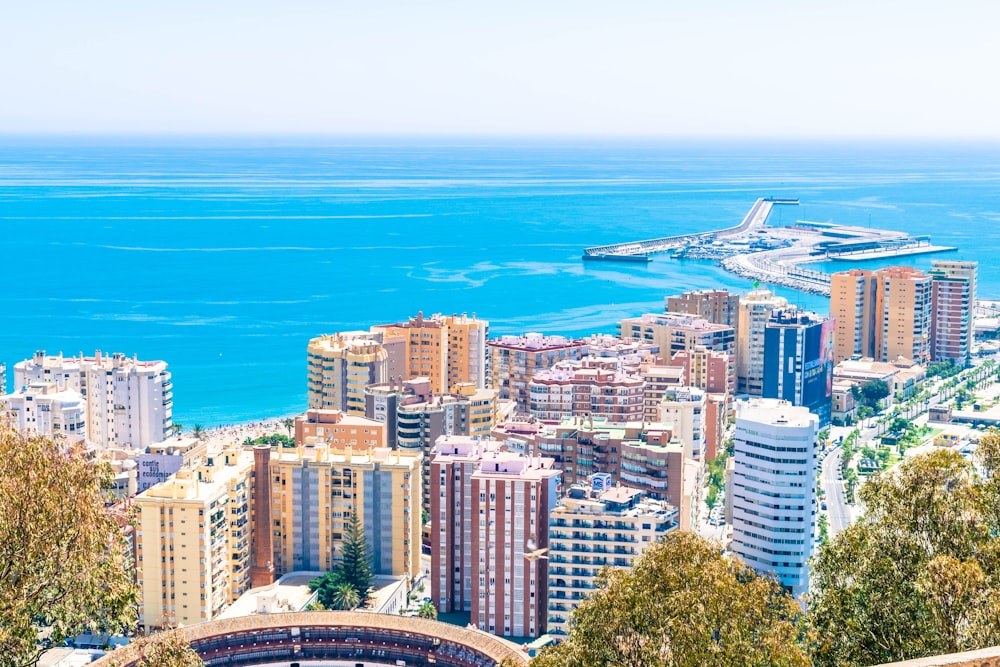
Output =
[
  {"x1": 808, "y1": 439, "x2": 1000, "y2": 667},
  {"x1": 0, "y1": 425, "x2": 137, "y2": 667},
  {"x1": 531, "y1": 532, "x2": 809, "y2": 667}
]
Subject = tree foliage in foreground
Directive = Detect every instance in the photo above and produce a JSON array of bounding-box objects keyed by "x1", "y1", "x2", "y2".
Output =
[
  {"x1": 531, "y1": 532, "x2": 809, "y2": 667},
  {"x1": 0, "y1": 424, "x2": 137, "y2": 667},
  {"x1": 808, "y1": 439, "x2": 1000, "y2": 667},
  {"x1": 105, "y1": 632, "x2": 204, "y2": 667}
]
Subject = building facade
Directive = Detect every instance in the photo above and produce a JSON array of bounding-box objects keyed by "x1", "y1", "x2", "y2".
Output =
[
  {"x1": 659, "y1": 386, "x2": 707, "y2": 461},
  {"x1": 665, "y1": 289, "x2": 739, "y2": 328},
  {"x1": 618, "y1": 313, "x2": 736, "y2": 365},
  {"x1": 730, "y1": 399, "x2": 817, "y2": 598},
  {"x1": 830, "y1": 267, "x2": 932, "y2": 365},
  {"x1": 430, "y1": 437, "x2": 560, "y2": 638},
  {"x1": 528, "y1": 358, "x2": 644, "y2": 423},
  {"x1": 762, "y1": 310, "x2": 834, "y2": 426},
  {"x1": 547, "y1": 474, "x2": 678, "y2": 637},
  {"x1": 269, "y1": 438, "x2": 421, "y2": 580}
]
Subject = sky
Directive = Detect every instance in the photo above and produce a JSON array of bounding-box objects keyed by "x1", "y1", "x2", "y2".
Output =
[{"x1": 1, "y1": 1, "x2": 998, "y2": 138}]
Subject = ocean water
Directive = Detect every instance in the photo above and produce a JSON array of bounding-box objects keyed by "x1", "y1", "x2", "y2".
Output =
[{"x1": 2, "y1": 138, "x2": 999, "y2": 425}]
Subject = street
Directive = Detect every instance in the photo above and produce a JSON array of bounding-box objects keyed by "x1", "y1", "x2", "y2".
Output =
[{"x1": 821, "y1": 448, "x2": 852, "y2": 539}]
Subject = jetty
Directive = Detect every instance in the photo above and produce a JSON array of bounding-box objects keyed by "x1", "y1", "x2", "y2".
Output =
[
  {"x1": 582, "y1": 197, "x2": 958, "y2": 297},
  {"x1": 582, "y1": 197, "x2": 798, "y2": 261}
]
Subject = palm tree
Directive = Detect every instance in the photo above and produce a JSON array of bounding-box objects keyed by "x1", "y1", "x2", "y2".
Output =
[
  {"x1": 171, "y1": 422, "x2": 183, "y2": 436},
  {"x1": 417, "y1": 601, "x2": 437, "y2": 620},
  {"x1": 282, "y1": 417, "x2": 295, "y2": 439},
  {"x1": 191, "y1": 424, "x2": 205, "y2": 440},
  {"x1": 329, "y1": 581, "x2": 360, "y2": 610}
]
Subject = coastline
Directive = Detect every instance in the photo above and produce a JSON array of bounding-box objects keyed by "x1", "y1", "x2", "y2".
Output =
[{"x1": 196, "y1": 417, "x2": 296, "y2": 448}]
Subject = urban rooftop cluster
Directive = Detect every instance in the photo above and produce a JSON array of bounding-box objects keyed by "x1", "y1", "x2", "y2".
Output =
[{"x1": 2, "y1": 257, "x2": 995, "y2": 658}]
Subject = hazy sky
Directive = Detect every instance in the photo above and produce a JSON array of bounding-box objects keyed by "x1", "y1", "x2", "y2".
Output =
[{"x1": 2, "y1": 1, "x2": 997, "y2": 138}]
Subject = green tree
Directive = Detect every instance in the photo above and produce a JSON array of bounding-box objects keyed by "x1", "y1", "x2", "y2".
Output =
[
  {"x1": 105, "y1": 631, "x2": 204, "y2": 667},
  {"x1": 170, "y1": 422, "x2": 183, "y2": 436},
  {"x1": 329, "y1": 581, "x2": 361, "y2": 611},
  {"x1": 191, "y1": 424, "x2": 205, "y2": 440},
  {"x1": 282, "y1": 417, "x2": 295, "y2": 439},
  {"x1": 417, "y1": 601, "x2": 437, "y2": 620},
  {"x1": 808, "y1": 445, "x2": 1000, "y2": 666},
  {"x1": 853, "y1": 380, "x2": 890, "y2": 408},
  {"x1": 341, "y1": 512, "x2": 373, "y2": 605},
  {"x1": 531, "y1": 532, "x2": 809, "y2": 667},
  {"x1": 0, "y1": 425, "x2": 137, "y2": 667}
]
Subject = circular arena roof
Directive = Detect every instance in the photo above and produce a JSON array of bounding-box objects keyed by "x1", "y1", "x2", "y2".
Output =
[{"x1": 92, "y1": 611, "x2": 529, "y2": 667}]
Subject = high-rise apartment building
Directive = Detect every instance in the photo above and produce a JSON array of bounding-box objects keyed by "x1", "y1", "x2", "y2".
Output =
[
  {"x1": 618, "y1": 313, "x2": 735, "y2": 364},
  {"x1": 878, "y1": 267, "x2": 933, "y2": 364},
  {"x1": 737, "y1": 289, "x2": 789, "y2": 395},
  {"x1": 930, "y1": 260, "x2": 977, "y2": 366},
  {"x1": 306, "y1": 332, "x2": 388, "y2": 414},
  {"x1": 430, "y1": 436, "x2": 561, "y2": 638},
  {"x1": 640, "y1": 364, "x2": 686, "y2": 421},
  {"x1": 830, "y1": 267, "x2": 932, "y2": 365},
  {"x1": 665, "y1": 289, "x2": 739, "y2": 328},
  {"x1": 371, "y1": 312, "x2": 488, "y2": 395},
  {"x1": 394, "y1": 379, "x2": 496, "y2": 513},
  {"x1": 667, "y1": 345, "x2": 734, "y2": 396},
  {"x1": 528, "y1": 358, "x2": 644, "y2": 423},
  {"x1": 1, "y1": 382, "x2": 87, "y2": 441},
  {"x1": 487, "y1": 333, "x2": 586, "y2": 411},
  {"x1": 14, "y1": 350, "x2": 172, "y2": 448},
  {"x1": 547, "y1": 474, "x2": 678, "y2": 637},
  {"x1": 659, "y1": 386, "x2": 707, "y2": 461},
  {"x1": 134, "y1": 445, "x2": 254, "y2": 629},
  {"x1": 730, "y1": 399, "x2": 817, "y2": 598},
  {"x1": 763, "y1": 310, "x2": 834, "y2": 425},
  {"x1": 830, "y1": 269, "x2": 879, "y2": 364},
  {"x1": 269, "y1": 432, "x2": 421, "y2": 579}
]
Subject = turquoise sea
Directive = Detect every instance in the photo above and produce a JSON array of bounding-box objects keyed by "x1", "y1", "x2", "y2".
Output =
[{"x1": 2, "y1": 138, "x2": 999, "y2": 425}]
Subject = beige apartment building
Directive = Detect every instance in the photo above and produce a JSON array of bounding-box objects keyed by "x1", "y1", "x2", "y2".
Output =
[
  {"x1": 371, "y1": 312, "x2": 488, "y2": 395},
  {"x1": 737, "y1": 289, "x2": 789, "y2": 395},
  {"x1": 665, "y1": 289, "x2": 739, "y2": 329},
  {"x1": 134, "y1": 445, "x2": 254, "y2": 629},
  {"x1": 307, "y1": 332, "x2": 388, "y2": 414},
  {"x1": 269, "y1": 436, "x2": 421, "y2": 580},
  {"x1": 830, "y1": 269, "x2": 879, "y2": 364},
  {"x1": 640, "y1": 364, "x2": 686, "y2": 421},
  {"x1": 831, "y1": 266, "x2": 932, "y2": 364},
  {"x1": 668, "y1": 344, "x2": 734, "y2": 397},
  {"x1": 618, "y1": 313, "x2": 735, "y2": 365}
]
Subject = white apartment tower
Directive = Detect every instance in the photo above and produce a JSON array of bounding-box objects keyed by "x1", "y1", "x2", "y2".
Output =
[
  {"x1": 1, "y1": 382, "x2": 87, "y2": 441},
  {"x1": 14, "y1": 350, "x2": 172, "y2": 449},
  {"x1": 659, "y1": 386, "x2": 707, "y2": 460},
  {"x1": 731, "y1": 398, "x2": 817, "y2": 598}
]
